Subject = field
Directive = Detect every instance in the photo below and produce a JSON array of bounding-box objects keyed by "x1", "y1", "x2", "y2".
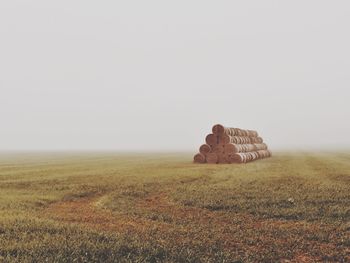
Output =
[{"x1": 0, "y1": 152, "x2": 349, "y2": 262}]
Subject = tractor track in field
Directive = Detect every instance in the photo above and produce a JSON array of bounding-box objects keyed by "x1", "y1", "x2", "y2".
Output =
[{"x1": 42, "y1": 191, "x2": 348, "y2": 263}]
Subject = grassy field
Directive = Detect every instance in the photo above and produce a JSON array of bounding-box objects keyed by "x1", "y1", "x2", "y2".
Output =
[{"x1": 0, "y1": 152, "x2": 349, "y2": 262}]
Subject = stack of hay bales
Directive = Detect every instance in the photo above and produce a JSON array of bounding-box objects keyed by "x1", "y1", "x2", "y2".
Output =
[{"x1": 194, "y1": 124, "x2": 271, "y2": 164}]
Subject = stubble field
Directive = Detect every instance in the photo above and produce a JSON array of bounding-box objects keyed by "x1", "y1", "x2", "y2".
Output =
[{"x1": 0, "y1": 152, "x2": 349, "y2": 262}]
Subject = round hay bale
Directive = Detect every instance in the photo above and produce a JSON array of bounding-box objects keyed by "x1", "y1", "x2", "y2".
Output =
[
  {"x1": 253, "y1": 152, "x2": 259, "y2": 160},
  {"x1": 193, "y1": 153, "x2": 206, "y2": 163},
  {"x1": 212, "y1": 124, "x2": 225, "y2": 135},
  {"x1": 224, "y1": 143, "x2": 237, "y2": 153},
  {"x1": 220, "y1": 134, "x2": 231, "y2": 144},
  {"x1": 199, "y1": 144, "x2": 211, "y2": 155},
  {"x1": 206, "y1": 153, "x2": 218, "y2": 164},
  {"x1": 205, "y1": 134, "x2": 217, "y2": 146},
  {"x1": 254, "y1": 143, "x2": 267, "y2": 151},
  {"x1": 238, "y1": 129, "x2": 245, "y2": 136},
  {"x1": 212, "y1": 145, "x2": 224, "y2": 154},
  {"x1": 226, "y1": 128, "x2": 236, "y2": 136},
  {"x1": 247, "y1": 130, "x2": 258, "y2": 137},
  {"x1": 229, "y1": 153, "x2": 245, "y2": 163},
  {"x1": 252, "y1": 137, "x2": 263, "y2": 143},
  {"x1": 256, "y1": 150, "x2": 271, "y2": 158},
  {"x1": 217, "y1": 153, "x2": 227, "y2": 164}
]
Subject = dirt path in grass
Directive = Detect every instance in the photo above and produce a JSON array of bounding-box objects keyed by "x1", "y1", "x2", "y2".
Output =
[
  {"x1": 42, "y1": 192, "x2": 347, "y2": 262},
  {"x1": 43, "y1": 194, "x2": 168, "y2": 233}
]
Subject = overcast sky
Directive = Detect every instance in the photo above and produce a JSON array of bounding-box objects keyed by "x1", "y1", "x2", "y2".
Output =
[{"x1": 0, "y1": 1, "x2": 349, "y2": 151}]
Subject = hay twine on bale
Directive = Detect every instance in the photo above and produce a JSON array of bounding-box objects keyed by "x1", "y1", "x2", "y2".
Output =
[{"x1": 194, "y1": 124, "x2": 271, "y2": 164}]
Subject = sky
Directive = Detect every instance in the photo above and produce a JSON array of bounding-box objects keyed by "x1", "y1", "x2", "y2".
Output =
[{"x1": 0, "y1": 1, "x2": 349, "y2": 151}]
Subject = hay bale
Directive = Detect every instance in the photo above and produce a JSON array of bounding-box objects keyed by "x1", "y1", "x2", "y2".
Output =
[
  {"x1": 224, "y1": 143, "x2": 237, "y2": 153},
  {"x1": 251, "y1": 137, "x2": 263, "y2": 144},
  {"x1": 228, "y1": 151, "x2": 265, "y2": 163},
  {"x1": 256, "y1": 150, "x2": 271, "y2": 158},
  {"x1": 225, "y1": 143, "x2": 256, "y2": 153},
  {"x1": 254, "y1": 143, "x2": 268, "y2": 151},
  {"x1": 221, "y1": 135, "x2": 253, "y2": 144},
  {"x1": 193, "y1": 153, "x2": 206, "y2": 163},
  {"x1": 195, "y1": 125, "x2": 270, "y2": 164},
  {"x1": 212, "y1": 144, "x2": 225, "y2": 154},
  {"x1": 212, "y1": 124, "x2": 259, "y2": 138},
  {"x1": 217, "y1": 153, "x2": 228, "y2": 164},
  {"x1": 247, "y1": 129, "x2": 258, "y2": 137},
  {"x1": 205, "y1": 134, "x2": 217, "y2": 146},
  {"x1": 206, "y1": 153, "x2": 218, "y2": 164},
  {"x1": 228, "y1": 153, "x2": 246, "y2": 163},
  {"x1": 199, "y1": 144, "x2": 211, "y2": 155},
  {"x1": 212, "y1": 124, "x2": 226, "y2": 135}
]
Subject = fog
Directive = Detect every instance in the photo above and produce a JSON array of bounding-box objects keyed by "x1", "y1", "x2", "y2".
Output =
[{"x1": 1, "y1": 1, "x2": 349, "y2": 151}]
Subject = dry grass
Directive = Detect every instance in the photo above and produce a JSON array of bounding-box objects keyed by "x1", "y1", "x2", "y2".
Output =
[{"x1": 0, "y1": 152, "x2": 349, "y2": 262}]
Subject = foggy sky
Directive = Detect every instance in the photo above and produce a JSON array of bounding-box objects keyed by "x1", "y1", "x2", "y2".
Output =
[{"x1": 1, "y1": 1, "x2": 349, "y2": 151}]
